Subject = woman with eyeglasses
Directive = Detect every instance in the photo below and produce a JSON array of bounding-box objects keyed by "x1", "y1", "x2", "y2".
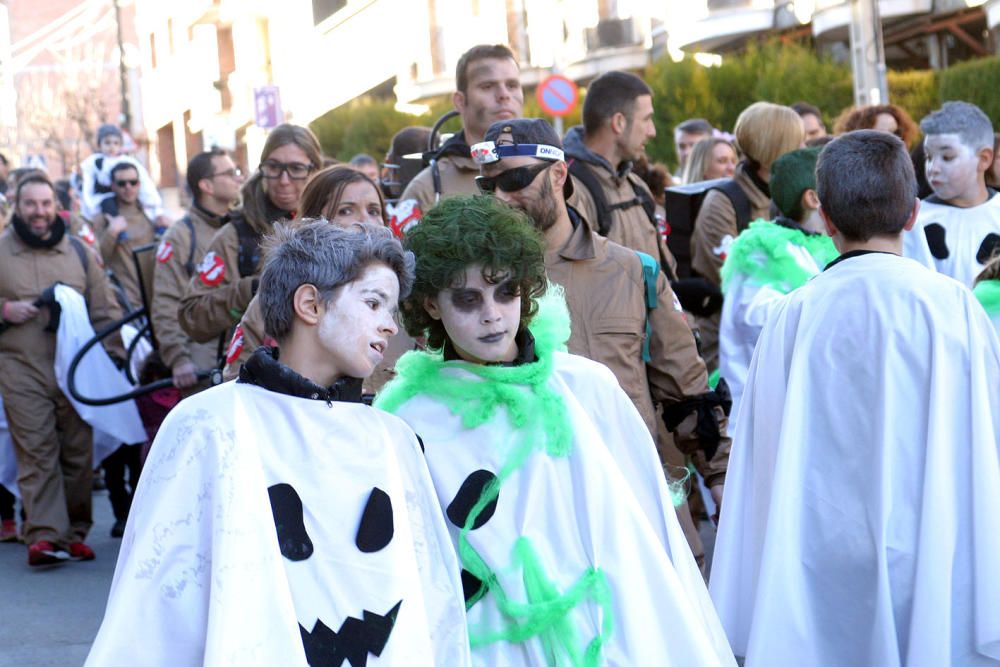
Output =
[
  {"x1": 222, "y1": 166, "x2": 411, "y2": 392},
  {"x1": 178, "y1": 123, "x2": 322, "y2": 345}
]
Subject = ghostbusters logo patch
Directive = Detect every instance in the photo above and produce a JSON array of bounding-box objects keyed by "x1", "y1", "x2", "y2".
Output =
[
  {"x1": 387, "y1": 199, "x2": 422, "y2": 238},
  {"x1": 198, "y1": 251, "x2": 225, "y2": 286},
  {"x1": 225, "y1": 326, "x2": 244, "y2": 365},
  {"x1": 155, "y1": 241, "x2": 174, "y2": 263},
  {"x1": 79, "y1": 223, "x2": 96, "y2": 246},
  {"x1": 713, "y1": 234, "x2": 735, "y2": 261}
]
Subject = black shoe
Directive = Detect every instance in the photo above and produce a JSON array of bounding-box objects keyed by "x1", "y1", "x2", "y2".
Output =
[{"x1": 110, "y1": 519, "x2": 126, "y2": 538}]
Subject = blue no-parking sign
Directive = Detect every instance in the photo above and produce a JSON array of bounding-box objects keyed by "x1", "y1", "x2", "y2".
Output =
[{"x1": 536, "y1": 74, "x2": 579, "y2": 118}]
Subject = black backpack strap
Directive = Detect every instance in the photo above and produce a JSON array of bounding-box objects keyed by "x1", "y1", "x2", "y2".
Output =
[
  {"x1": 711, "y1": 179, "x2": 753, "y2": 232},
  {"x1": 568, "y1": 159, "x2": 614, "y2": 236},
  {"x1": 68, "y1": 236, "x2": 90, "y2": 302},
  {"x1": 231, "y1": 214, "x2": 261, "y2": 278},
  {"x1": 68, "y1": 235, "x2": 89, "y2": 273},
  {"x1": 181, "y1": 215, "x2": 197, "y2": 276}
]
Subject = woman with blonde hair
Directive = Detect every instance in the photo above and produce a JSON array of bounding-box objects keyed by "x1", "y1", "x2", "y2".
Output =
[
  {"x1": 681, "y1": 137, "x2": 739, "y2": 185},
  {"x1": 688, "y1": 102, "x2": 804, "y2": 369}
]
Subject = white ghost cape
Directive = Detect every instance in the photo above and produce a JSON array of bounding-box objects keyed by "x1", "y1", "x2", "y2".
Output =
[
  {"x1": 975, "y1": 278, "x2": 1000, "y2": 333},
  {"x1": 86, "y1": 372, "x2": 472, "y2": 666},
  {"x1": 903, "y1": 193, "x2": 1000, "y2": 287},
  {"x1": 53, "y1": 284, "x2": 146, "y2": 463},
  {"x1": 710, "y1": 252, "x2": 1000, "y2": 666},
  {"x1": 376, "y1": 290, "x2": 736, "y2": 667},
  {"x1": 718, "y1": 220, "x2": 837, "y2": 426}
]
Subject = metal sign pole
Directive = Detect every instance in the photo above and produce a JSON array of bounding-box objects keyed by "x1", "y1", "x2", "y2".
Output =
[{"x1": 849, "y1": 0, "x2": 890, "y2": 106}]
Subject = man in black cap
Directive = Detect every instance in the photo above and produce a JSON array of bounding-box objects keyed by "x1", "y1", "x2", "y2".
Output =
[{"x1": 473, "y1": 118, "x2": 732, "y2": 570}]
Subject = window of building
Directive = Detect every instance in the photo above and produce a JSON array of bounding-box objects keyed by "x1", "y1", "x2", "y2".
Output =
[{"x1": 312, "y1": 0, "x2": 348, "y2": 25}]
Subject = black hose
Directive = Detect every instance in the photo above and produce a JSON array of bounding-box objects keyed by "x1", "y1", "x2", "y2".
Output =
[{"x1": 67, "y1": 308, "x2": 221, "y2": 406}]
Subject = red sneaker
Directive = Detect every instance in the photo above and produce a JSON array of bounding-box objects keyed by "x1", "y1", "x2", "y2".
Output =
[
  {"x1": 68, "y1": 542, "x2": 96, "y2": 561},
  {"x1": 0, "y1": 518, "x2": 17, "y2": 542},
  {"x1": 27, "y1": 540, "x2": 70, "y2": 566}
]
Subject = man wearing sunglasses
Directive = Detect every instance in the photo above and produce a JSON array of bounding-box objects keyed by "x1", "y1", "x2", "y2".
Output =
[
  {"x1": 93, "y1": 161, "x2": 167, "y2": 312},
  {"x1": 152, "y1": 149, "x2": 243, "y2": 397},
  {"x1": 475, "y1": 119, "x2": 732, "y2": 573},
  {"x1": 392, "y1": 44, "x2": 523, "y2": 235}
]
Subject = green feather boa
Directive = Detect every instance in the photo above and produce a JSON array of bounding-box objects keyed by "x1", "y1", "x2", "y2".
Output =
[
  {"x1": 377, "y1": 287, "x2": 614, "y2": 665},
  {"x1": 720, "y1": 220, "x2": 838, "y2": 295},
  {"x1": 974, "y1": 279, "x2": 1000, "y2": 317}
]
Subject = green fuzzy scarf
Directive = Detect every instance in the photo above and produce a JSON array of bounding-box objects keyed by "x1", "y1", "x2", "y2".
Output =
[
  {"x1": 974, "y1": 279, "x2": 1000, "y2": 318},
  {"x1": 720, "y1": 220, "x2": 838, "y2": 295},
  {"x1": 376, "y1": 287, "x2": 614, "y2": 665}
]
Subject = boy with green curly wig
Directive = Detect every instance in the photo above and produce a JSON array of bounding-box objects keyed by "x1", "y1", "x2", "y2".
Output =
[{"x1": 377, "y1": 195, "x2": 735, "y2": 666}]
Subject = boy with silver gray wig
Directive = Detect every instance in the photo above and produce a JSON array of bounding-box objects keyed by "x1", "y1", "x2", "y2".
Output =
[
  {"x1": 88, "y1": 218, "x2": 471, "y2": 666},
  {"x1": 904, "y1": 100, "x2": 1000, "y2": 285}
]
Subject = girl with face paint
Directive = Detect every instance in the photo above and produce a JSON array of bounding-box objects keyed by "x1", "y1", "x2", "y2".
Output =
[{"x1": 377, "y1": 195, "x2": 737, "y2": 666}]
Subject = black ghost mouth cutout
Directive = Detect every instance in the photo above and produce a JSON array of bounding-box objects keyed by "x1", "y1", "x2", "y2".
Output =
[
  {"x1": 268, "y1": 483, "x2": 400, "y2": 666},
  {"x1": 299, "y1": 600, "x2": 402, "y2": 667}
]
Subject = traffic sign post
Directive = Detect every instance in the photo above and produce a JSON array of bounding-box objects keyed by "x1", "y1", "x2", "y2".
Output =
[{"x1": 536, "y1": 74, "x2": 579, "y2": 136}]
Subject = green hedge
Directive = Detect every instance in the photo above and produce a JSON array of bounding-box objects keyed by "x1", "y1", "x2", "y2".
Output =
[
  {"x1": 888, "y1": 69, "x2": 939, "y2": 125},
  {"x1": 939, "y1": 56, "x2": 1000, "y2": 128},
  {"x1": 646, "y1": 40, "x2": 854, "y2": 167},
  {"x1": 312, "y1": 46, "x2": 1000, "y2": 168},
  {"x1": 310, "y1": 88, "x2": 584, "y2": 163}
]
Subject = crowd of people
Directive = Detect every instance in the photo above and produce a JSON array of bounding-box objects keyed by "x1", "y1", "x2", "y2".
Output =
[{"x1": 0, "y1": 40, "x2": 998, "y2": 666}]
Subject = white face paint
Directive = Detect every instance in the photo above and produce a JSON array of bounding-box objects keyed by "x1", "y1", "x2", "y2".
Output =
[
  {"x1": 925, "y1": 133, "x2": 982, "y2": 204},
  {"x1": 429, "y1": 265, "x2": 521, "y2": 365},
  {"x1": 316, "y1": 263, "x2": 400, "y2": 380}
]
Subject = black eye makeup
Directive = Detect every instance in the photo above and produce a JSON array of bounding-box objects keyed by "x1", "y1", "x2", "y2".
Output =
[{"x1": 449, "y1": 289, "x2": 482, "y2": 312}]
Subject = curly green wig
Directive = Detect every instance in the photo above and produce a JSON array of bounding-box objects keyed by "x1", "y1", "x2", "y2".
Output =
[{"x1": 402, "y1": 195, "x2": 547, "y2": 350}]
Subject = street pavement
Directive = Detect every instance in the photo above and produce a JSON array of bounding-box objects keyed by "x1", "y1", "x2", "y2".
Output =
[{"x1": 0, "y1": 490, "x2": 120, "y2": 667}]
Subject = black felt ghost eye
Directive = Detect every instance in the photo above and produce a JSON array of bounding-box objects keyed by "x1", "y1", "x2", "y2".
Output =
[
  {"x1": 356, "y1": 487, "x2": 394, "y2": 553},
  {"x1": 268, "y1": 483, "x2": 314, "y2": 562},
  {"x1": 461, "y1": 568, "x2": 488, "y2": 604},
  {"x1": 446, "y1": 469, "x2": 499, "y2": 530},
  {"x1": 976, "y1": 233, "x2": 1000, "y2": 264},
  {"x1": 924, "y1": 223, "x2": 949, "y2": 260}
]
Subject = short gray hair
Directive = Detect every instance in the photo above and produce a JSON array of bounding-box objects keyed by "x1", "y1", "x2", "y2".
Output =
[
  {"x1": 258, "y1": 220, "x2": 415, "y2": 341},
  {"x1": 920, "y1": 101, "x2": 994, "y2": 152}
]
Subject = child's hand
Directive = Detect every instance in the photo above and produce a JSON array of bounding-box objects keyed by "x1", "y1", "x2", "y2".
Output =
[{"x1": 155, "y1": 215, "x2": 171, "y2": 230}]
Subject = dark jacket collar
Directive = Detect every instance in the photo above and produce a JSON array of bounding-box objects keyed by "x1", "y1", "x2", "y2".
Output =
[
  {"x1": 237, "y1": 346, "x2": 363, "y2": 403},
  {"x1": 190, "y1": 201, "x2": 227, "y2": 228},
  {"x1": 442, "y1": 329, "x2": 538, "y2": 367},
  {"x1": 773, "y1": 215, "x2": 823, "y2": 236},
  {"x1": 435, "y1": 130, "x2": 471, "y2": 160},
  {"x1": 563, "y1": 125, "x2": 631, "y2": 179},
  {"x1": 11, "y1": 214, "x2": 66, "y2": 249},
  {"x1": 741, "y1": 160, "x2": 771, "y2": 199}
]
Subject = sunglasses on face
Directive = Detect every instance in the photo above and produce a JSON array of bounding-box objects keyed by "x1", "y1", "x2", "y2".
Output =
[
  {"x1": 115, "y1": 179, "x2": 139, "y2": 187},
  {"x1": 260, "y1": 160, "x2": 313, "y2": 180},
  {"x1": 475, "y1": 162, "x2": 552, "y2": 195}
]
